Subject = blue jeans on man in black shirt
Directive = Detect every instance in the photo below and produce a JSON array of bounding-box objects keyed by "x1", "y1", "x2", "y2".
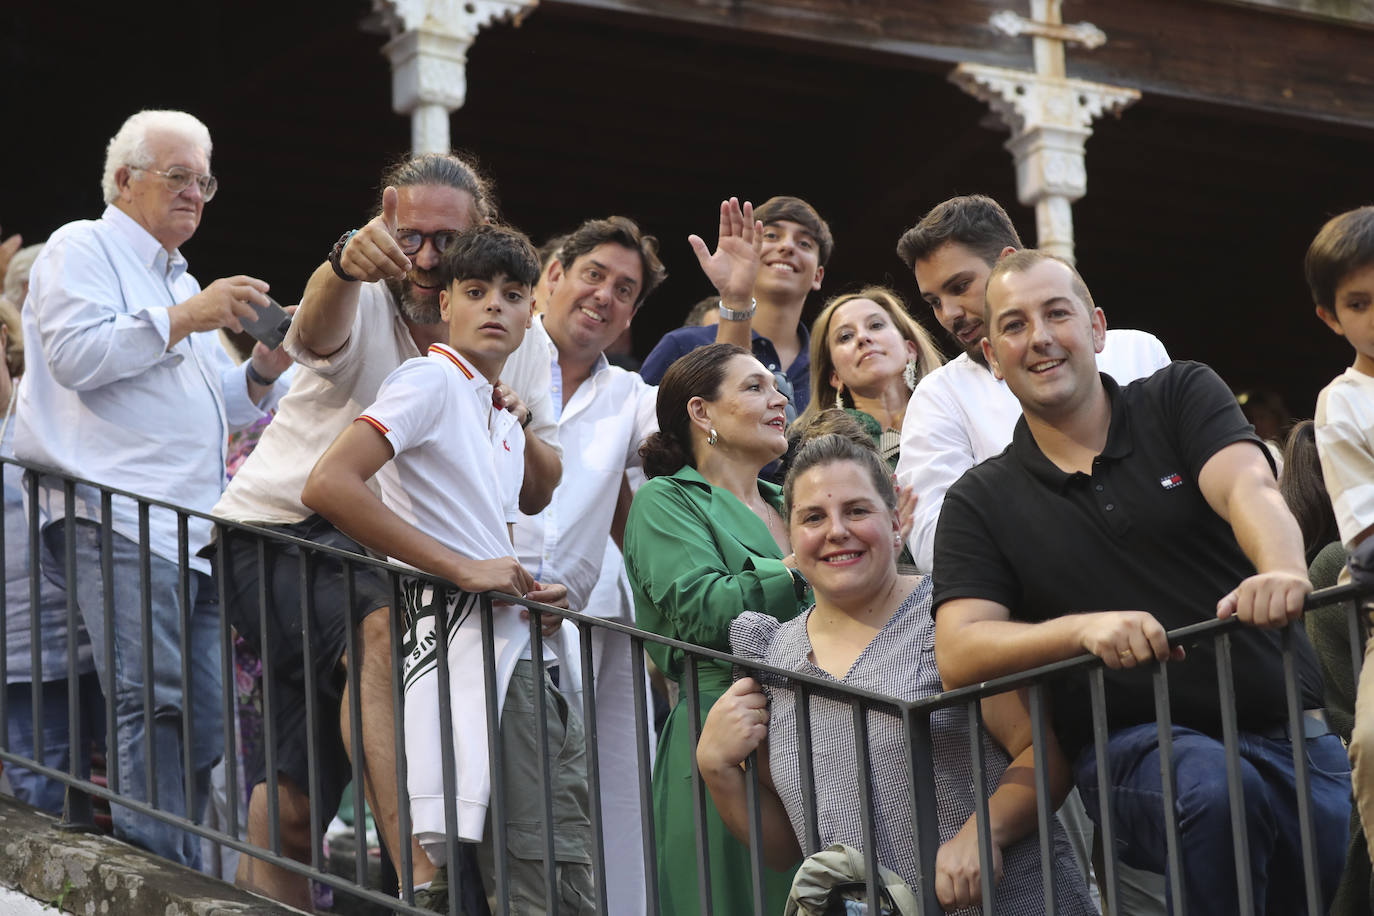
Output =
[{"x1": 1075, "y1": 722, "x2": 1351, "y2": 914}]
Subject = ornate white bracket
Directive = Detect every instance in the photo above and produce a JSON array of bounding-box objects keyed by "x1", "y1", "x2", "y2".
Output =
[
  {"x1": 951, "y1": 2, "x2": 1139, "y2": 263},
  {"x1": 373, "y1": 0, "x2": 538, "y2": 153}
]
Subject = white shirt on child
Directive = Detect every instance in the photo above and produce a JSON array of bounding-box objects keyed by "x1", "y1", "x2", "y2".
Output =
[
  {"x1": 1316, "y1": 367, "x2": 1374, "y2": 548},
  {"x1": 213, "y1": 279, "x2": 559, "y2": 526},
  {"x1": 361, "y1": 342, "x2": 530, "y2": 851}
]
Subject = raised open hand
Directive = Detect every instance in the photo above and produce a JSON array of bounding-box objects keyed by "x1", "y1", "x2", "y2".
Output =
[{"x1": 688, "y1": 197, "x2": 762, "y2": 308}]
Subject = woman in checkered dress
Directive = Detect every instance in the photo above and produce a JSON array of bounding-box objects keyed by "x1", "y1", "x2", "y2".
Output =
[{"x1": 696, "y1": 434, "x2": 1096, "y2": 914}]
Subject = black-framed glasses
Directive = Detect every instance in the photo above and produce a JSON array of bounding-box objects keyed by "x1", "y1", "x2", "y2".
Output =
[
  {"x1": 130, "y1": 166, "x2": 218, "y2": 201},
  {"x1": 396, "y1": 229, "x2": 461, "y2": 256}
]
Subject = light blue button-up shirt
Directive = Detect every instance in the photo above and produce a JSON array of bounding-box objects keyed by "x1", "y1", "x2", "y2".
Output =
[{"x1": 14, "y1": 205, "x2": 281, "y2": 573}]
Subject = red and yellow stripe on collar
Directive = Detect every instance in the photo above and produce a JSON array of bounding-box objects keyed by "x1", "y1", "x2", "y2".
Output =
[{"x1": 428, "y1": 343, "x2": 475, "y2": 380}]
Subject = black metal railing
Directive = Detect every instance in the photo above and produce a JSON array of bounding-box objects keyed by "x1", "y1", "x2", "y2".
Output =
[{"x1": 0, "y1": 455, "x2": 1361, "y2": 915}]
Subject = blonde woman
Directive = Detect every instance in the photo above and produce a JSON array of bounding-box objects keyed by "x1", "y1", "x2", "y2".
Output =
[{"x1": 796, "y1": 286, "x2": 944, "y2": 468}]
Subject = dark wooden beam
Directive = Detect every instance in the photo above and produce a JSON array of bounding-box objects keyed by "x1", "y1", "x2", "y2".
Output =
[{"x1": 548, "y1": 0, "x2": 1374, "y2": 129}]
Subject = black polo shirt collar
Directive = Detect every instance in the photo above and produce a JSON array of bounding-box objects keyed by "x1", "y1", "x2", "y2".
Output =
[{"x1": 1011, "y1": 373, "x2": 1134, "y2": 493}]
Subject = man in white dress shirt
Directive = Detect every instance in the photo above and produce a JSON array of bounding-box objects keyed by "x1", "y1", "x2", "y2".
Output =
[
  {"x1": 512, "y1": 215, "x2": 664, "y2": 914},
  {"x1": 14, "y1": 110, "x2": 291, "y2": 867},
  {"x1": 211, "y1": 154, "x2": 563, "y2": 907}
]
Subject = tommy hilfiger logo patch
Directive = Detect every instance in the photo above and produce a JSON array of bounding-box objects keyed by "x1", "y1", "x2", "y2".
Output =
[{"x1": 1160, "y1": 473, "x2": 1184, "y2": 489}]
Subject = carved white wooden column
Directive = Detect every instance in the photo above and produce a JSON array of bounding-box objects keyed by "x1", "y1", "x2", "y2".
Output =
[
  {"x1": 950, "y1": 0, "x2": 1139, "y2": 263},
  {"x1": 373, "y1": 0, "x2": 538, "y2": 154}
]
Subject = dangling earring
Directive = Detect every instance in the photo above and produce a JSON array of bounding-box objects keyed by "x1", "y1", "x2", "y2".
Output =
[
  {"x1": 903, "y1": 357, "x2": 920, "y2": 391},
  {"x1": 708, "y1": 428, "x2": 718, "y2": 447},
  {"x1": 834, "y1": 385, "x2": 847, "y2": 410}
]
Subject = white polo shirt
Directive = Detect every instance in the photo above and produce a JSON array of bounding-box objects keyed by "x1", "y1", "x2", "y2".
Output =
[
  {"x1": 513, "y1": 316, "x2": 658, "y2": 613},
  {"x1": 897, "y1": 328, "x2": 1170, "y2": 574},
  {"x1": 363, "y1": 343, "x2": 529, "y2": 849},
  {"x1": 362, "y1": 343, "x2": 524, "y2": 563},
  {"x1": 212, "y1": 280, "x2": 558, "y2": 525}
]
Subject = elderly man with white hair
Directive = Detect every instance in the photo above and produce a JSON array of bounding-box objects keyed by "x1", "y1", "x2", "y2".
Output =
[{"x1": 14, "y1": 109, "x2": 290, "y2": 867}]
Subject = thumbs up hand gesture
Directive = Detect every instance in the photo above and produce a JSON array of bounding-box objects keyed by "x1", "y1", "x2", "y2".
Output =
[{"x1": 337, "y1": 186, "x2": 412, "y2": 283}]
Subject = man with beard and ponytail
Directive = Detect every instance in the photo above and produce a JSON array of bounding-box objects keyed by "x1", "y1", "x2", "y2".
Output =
[{"x1": 210, "y1": 153, "x2": 562, "y2": 909}]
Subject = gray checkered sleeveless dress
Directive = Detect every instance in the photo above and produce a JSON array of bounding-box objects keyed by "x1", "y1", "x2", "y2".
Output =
[{"x1": 729, "y1": 579, "x2": 1096, "y2": 915}]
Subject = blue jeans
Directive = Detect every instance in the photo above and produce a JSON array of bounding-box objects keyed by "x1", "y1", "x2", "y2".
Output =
[
  {"x1": 44, "y1": 520, "x2": 223, "y2": 868},
  {"x1": 1076, "y1": 722, "x2": 1352, "y2": 915},
  {"x1": 5, "y1": 671, "x2": 104, "y2": 815}
]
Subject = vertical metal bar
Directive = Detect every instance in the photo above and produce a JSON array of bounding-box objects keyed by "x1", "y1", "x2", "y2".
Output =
[
  {"x1": 743, "y1": 750, "x2": 767, "y2": 916},
  {"x1": 138, "y1": 502, "x2": 156, "y2": 807},
  {"x1": 683, "y1": 659, "x2": 713, "y2": 915},
  {"x1": 903, "y1": 705, "x2": 941, "y2": 916},
  {"x1": 62, "y1": 481, "x2": 91, "y2": 825},
  {"x1": 177, "y1": 514, "x2": 194, "y2": 817},
  {"x1": 431, "y1": 586, "x2": 464, "y2": 916},
  {"x1": 0, "y1": 464, "x2": 11, "y2": 750},
  {"x1": 850, "y1": 699, "x2": 881, "y2": 916},
  {"x1": 389, "y1": 572, "x2": 414, "y2": 903},
  {"x1": 1215, "y1": 632, "x2": 1255, "y2": 916},
  {"x1": 1348, "y1": 599, "x2": 1364, "y2": 684},
  {"x1": 793, "y1": 682, "x2": 821, "y2": 857},
  {"x1": 1282, "y1": 626, "x2": 1323, "y2": 916},
  {"x1": 527, "y1": 607, "x2": 557, "y2": 914},
  {"x1": 100, "y1": 494, "x2": 117, "y2": 795},
  {"x1": 341, "y1": 564, "x2": 367, "y2": 888},
  {"x1": 480, "y1": 593, "x2": 511, "y2": 912},
  {"x1": 1153, "y1": 664, "x2": 1185, "y2": 916},
  {"x1": 577, "y1": 622, "x2": 609, "y2": 916},
  {"x1": 297, "y1": 549, "x2": 323, "y2": 870},
  {"x1": 215, "y1": 533, "x2": 239, "y2": 841},
  {"x1": 30, "y1": 478, "x2": 55, "y2": 776},
  {"x1": 966, "y1": 698, "x2": 996, "y2": 914},
  {"x1": 1088, "y1": 668, "x2": 1121, "y2": 916},
  {"x1": 1029, "y1": 685, "x2": 1055, "y2": 916},
  {"x1": 256, "y1": 536, "x2": 280, "y2": 855},
  {"x1": 630, "y1": 637, "x2": 660, "y2": 914}
]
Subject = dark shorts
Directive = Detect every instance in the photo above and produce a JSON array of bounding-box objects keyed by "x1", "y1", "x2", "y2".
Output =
[{"x1": 213, "y1": 515, "x2": 392, "y2": 827}]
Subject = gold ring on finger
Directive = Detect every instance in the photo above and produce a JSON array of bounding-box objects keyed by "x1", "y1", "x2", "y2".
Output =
[{"x1": 1119, "y1": 649, "x2": 1134, "y2": 659}]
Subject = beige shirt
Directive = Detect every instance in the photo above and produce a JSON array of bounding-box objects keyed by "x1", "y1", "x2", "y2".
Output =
[{"x1": 212, "y1": 280, "x2": 559, "y2": 525}]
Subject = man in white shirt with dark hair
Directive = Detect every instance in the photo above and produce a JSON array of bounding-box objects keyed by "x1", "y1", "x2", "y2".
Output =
[
  {"x1": 513, "y1": 214, "x2": 665, "y2": 915},
  {"x1": 16, "y1": 109, "x2": 291, "y2": 867}
]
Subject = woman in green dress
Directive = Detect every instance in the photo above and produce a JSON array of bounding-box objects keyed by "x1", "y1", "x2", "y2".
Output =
[
  {"x1": 792, "y1": 286, "x2": 944, "y2": 469},
  {"x1": 624, "y1": 342, "x2": 806, "y2": 916}
]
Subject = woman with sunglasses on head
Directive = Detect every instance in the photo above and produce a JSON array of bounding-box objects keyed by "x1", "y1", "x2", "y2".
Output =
[
  {"x1": 696, "y1": 434, "x2": 1096, "y2": 914},
  {"x1": 623, "y1": 342, "x2": 809, "y2": 916}
]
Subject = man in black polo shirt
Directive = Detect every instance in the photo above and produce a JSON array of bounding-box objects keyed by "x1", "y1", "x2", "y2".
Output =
[{"x1": 932, "y1": 250, "x2": 1351, "y2": 913}]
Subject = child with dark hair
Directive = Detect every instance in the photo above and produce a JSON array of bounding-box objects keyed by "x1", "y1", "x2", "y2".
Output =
[
  {"x1": 304, "y1": 223, "x2": 594, "y2": 912},
  {"x1": 1309, "y1": 205, "x2": 1374, "y2": 882}
]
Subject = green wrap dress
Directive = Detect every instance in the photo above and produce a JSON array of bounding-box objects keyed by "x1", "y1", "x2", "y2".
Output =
[{"x1": 623, "y1": 464, "x2": 806, "y2": 916}]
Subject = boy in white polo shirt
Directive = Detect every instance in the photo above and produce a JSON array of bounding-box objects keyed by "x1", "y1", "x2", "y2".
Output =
[{"x1": 302, "y1": 224, "x2": 591, "y2": 913}]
